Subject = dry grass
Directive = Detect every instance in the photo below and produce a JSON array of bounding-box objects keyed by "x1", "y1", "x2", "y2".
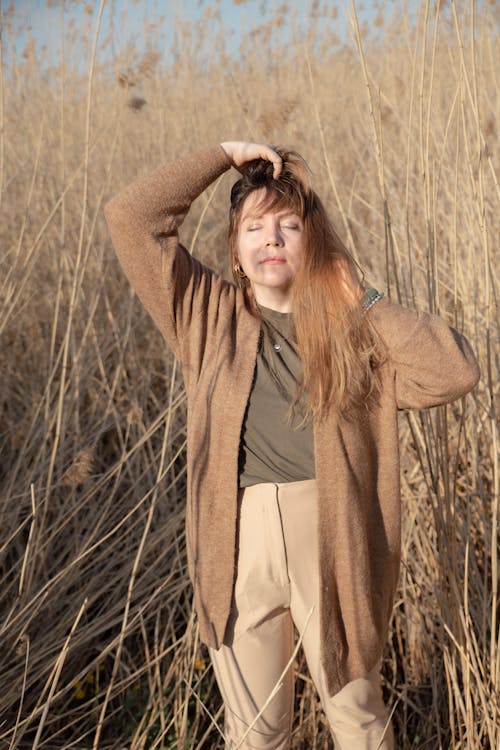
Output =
[{"x1": 0, "y1": 1, "x2": 498, "y2": 747}]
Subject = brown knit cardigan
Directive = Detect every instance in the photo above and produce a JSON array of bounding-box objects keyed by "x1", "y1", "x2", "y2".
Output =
[{"x1": 104, "y1": 145, "x2": 480, "y2": 696}]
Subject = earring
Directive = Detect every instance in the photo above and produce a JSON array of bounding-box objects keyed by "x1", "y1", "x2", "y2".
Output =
[{"x1": 234, "y1": 262, "x2": 247, "y2": 279}]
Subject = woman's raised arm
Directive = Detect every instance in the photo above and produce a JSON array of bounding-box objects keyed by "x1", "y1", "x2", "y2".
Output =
[
  {"x1": 104, "y1": 142, "x2": 282, "y2": 361},
  {"x1": 104, "y1": 145, "x2": 232, "y2": 359}
]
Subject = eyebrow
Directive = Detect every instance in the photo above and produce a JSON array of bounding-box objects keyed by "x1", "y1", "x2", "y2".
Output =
[{"x1": 241, "y1": 211, "x2": 302, "y2": 222}]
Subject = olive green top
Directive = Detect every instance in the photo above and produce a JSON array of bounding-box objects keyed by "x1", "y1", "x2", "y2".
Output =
[{"x1": 238, "y1": 305, "x2": 315, "y2": 487}]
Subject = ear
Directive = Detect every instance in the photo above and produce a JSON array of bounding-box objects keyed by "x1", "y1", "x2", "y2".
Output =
[{"x1": 234, "y1": 260, "x2": 247, "y2": 279}]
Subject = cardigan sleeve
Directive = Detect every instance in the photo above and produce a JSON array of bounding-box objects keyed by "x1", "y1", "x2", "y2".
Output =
[
  {"x1": 103, "y1": 145, "x2": 232, "y2": 361},
  {"x1": 367, "y1": 298, "x2": 480, "y2": 410}
]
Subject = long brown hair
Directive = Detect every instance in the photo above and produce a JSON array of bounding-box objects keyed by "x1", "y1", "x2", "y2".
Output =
[{"x1": 228, "y1": 149, "x2": 384, "y2": 420}]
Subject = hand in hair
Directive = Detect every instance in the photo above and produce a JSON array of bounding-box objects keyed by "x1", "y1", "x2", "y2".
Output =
[{"x1": 220, "y1": 141, "x2": 282, "y2": 179}]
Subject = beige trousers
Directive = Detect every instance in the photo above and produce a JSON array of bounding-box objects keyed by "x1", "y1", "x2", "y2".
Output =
[{"x1": 209, "y1": 480, "x2": 394, "y2": 750}]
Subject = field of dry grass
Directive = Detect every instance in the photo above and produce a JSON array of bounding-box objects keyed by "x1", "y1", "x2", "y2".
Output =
[{"x1": 0, "y1": 0, "x2": 498, "y2": 747}]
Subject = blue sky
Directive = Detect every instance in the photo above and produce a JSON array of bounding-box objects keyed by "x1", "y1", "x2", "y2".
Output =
[{"x1": 5, "y1": 0, "x2": 403, "y2": 72}]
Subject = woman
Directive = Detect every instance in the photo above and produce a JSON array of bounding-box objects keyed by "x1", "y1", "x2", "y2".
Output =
[{"x1": 104, "y1": 141, "x2": 479, "y2": 749}]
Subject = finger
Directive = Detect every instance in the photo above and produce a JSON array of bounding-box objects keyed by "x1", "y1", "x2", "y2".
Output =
[
  {"x1": 272, "y1": 157, "x2": 282, "y2": 180},
  {"x1": 260, "y1": 145, "x2": 282, "y2": 179}
]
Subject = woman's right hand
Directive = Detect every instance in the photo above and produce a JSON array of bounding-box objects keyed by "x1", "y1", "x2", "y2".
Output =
[{"x1": 220, "y1": 141, "x2": 282, "y2": 179}]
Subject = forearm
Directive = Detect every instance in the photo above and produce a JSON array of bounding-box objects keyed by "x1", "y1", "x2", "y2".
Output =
[
  {"x1": 368, "y1": 298, "x2": 480, "y2": 409},
  {"x1": 104, "y1": 144, "x2": 231, "y2": 242}
]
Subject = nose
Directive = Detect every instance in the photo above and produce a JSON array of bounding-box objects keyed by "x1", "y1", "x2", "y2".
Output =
[{"x1": 265, "y1": 220, "x2": 283, "y2": 246}]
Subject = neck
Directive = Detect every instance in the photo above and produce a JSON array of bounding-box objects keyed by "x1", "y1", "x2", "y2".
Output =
[{"x1": 253, "y1": 285, "x2": 294, "y2": 313}]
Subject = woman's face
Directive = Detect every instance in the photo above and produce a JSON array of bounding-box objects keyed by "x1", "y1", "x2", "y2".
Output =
[{"x1": 236, "y1": 188, "x2": 305, "y2": 311}]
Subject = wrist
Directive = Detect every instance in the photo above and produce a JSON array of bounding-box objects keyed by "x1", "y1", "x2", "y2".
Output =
[
  {"x1": 361, "y1": 287, "x2": 384, "y2": 313},
  {"x1": 220, "y1": 142, "x2": 234, "y2": 163}
]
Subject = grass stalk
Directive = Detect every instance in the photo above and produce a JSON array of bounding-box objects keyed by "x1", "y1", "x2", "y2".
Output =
[{"x1": 304, "y1": 47, "x2": 359, "y2": 264}]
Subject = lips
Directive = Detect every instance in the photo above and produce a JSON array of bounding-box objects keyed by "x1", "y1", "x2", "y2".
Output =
[{"x1": 261, "y1": 256, "x2": 286, "y2": 264}]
